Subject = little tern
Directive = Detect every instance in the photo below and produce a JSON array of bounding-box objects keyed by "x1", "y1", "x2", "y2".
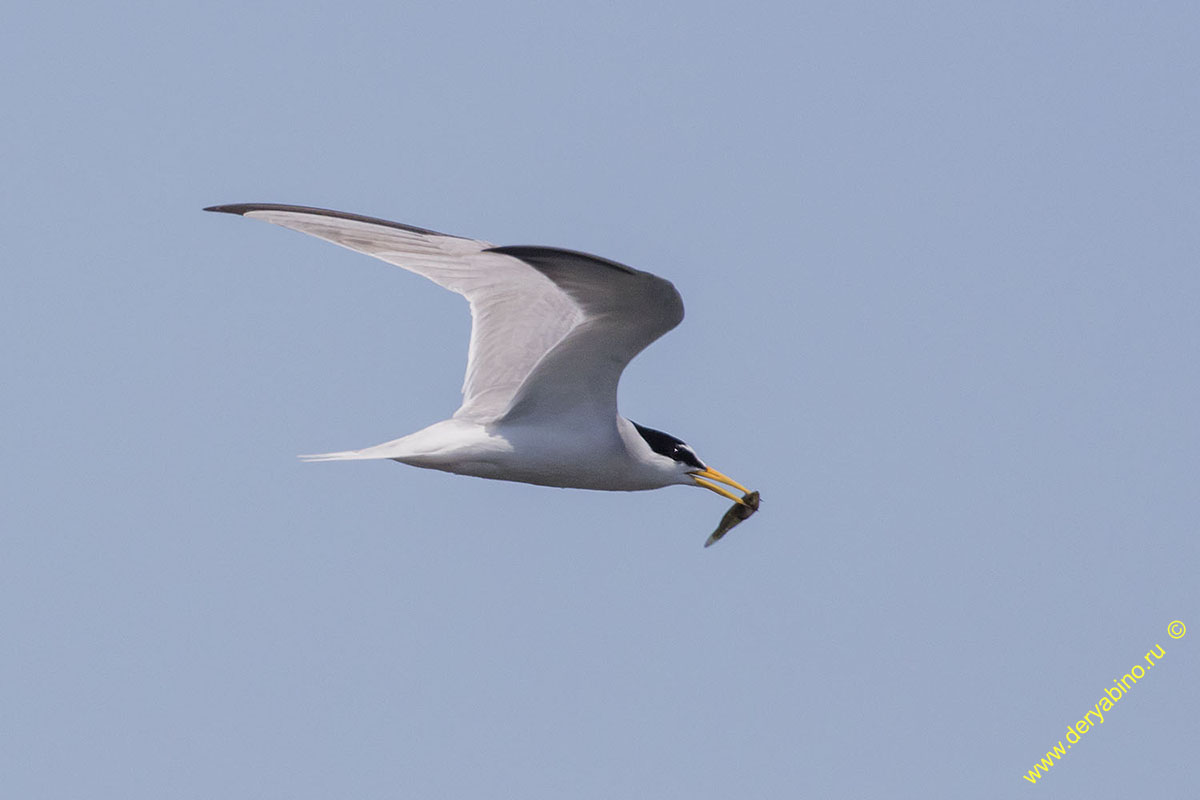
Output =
[{"x1": 205, "y1": 204, "x2": 751, "y2": 506}]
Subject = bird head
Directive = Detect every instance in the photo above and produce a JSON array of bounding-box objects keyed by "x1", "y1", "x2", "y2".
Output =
[{"x1": 630, "y1": 421, "x2": 752, "y2": 505}]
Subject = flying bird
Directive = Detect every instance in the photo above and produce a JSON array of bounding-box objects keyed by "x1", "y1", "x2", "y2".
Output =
[{"x1": 205, "y1": 204, "x2": 752, "y2": 507}]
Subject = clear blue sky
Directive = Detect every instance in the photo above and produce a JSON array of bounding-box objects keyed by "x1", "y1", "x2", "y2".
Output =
[{"x1": 3, "y1": 2, "x2": 1197, "y2": 797}]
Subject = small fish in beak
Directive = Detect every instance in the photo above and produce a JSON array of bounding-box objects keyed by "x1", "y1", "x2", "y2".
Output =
[{"x1": 704, "y1": 490, "x2": 761, "y2": 547}]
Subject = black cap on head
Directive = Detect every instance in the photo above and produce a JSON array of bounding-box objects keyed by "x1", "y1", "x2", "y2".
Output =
[{"x1": 632, "y1": 422, "x2": 704, "y2": 469}]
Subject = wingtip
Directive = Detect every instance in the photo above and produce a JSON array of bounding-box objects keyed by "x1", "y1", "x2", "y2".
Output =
[
  {"x1": 199, "y1": 203, "x2": 462, "y2": 239},
  {"x1": 203, "y1": 204, "x2": 253, "y2": 215}
]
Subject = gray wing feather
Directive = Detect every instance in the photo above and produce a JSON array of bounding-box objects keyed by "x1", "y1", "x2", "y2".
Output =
[
  {"x1": 487, "y1": 246, "x2": 684, "y2": 425},
  {"x1": 206, "y1": 204, "x2": 580, "y2": 421},
  {"x1": 207, "y1": 206, "x2": 683, "y2": 427}
]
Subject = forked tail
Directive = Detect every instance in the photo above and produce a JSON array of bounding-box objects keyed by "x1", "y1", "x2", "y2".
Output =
[
  {"x1": 298, "y1": 450, "x2": 377, "y2": 462},
  {"x1": 298, "y1": 438, "x2": 411, "y2": 462}
]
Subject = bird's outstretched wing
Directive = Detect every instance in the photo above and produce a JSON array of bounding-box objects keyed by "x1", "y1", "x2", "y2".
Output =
[
  {"x1": 205, "y1": 203, "x2": 580, "y2": 421},
  {"x1": 487, "y1": 246, "x2": 683, "y2": 426},
  {"x1": 205, "y1": 204, "x2": 684, "y2": 427}
]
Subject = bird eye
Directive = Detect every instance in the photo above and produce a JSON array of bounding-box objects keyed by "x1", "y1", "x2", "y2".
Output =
[{"x1": 670, "y1": 445, "x2": 703, "y2": 469}]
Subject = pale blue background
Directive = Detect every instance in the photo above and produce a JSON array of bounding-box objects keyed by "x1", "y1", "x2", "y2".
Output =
[{"x1": 3, "y1": 2, "x2": 1197, "y2": 797}]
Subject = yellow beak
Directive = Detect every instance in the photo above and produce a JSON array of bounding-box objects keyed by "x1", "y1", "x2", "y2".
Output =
[{"x1": 689, "y1": 466, "x2": 751, "y2": 505}]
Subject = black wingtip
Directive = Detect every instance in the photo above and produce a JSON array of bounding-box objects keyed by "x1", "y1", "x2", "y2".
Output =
[
  {"x1": 198, "y1": 203, "x2": 463, "y2": 239},
  {"x1": 203, "y1": 204, "x2": 253, "y2": 215}
]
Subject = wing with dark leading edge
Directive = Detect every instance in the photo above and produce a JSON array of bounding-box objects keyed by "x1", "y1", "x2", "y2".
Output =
[
  {"x1": 204, "y1": 204, "x2": 582, "y2": 421},
  {"x1": 205, "y1": 204, "x2": 684, "y2": 428}
]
